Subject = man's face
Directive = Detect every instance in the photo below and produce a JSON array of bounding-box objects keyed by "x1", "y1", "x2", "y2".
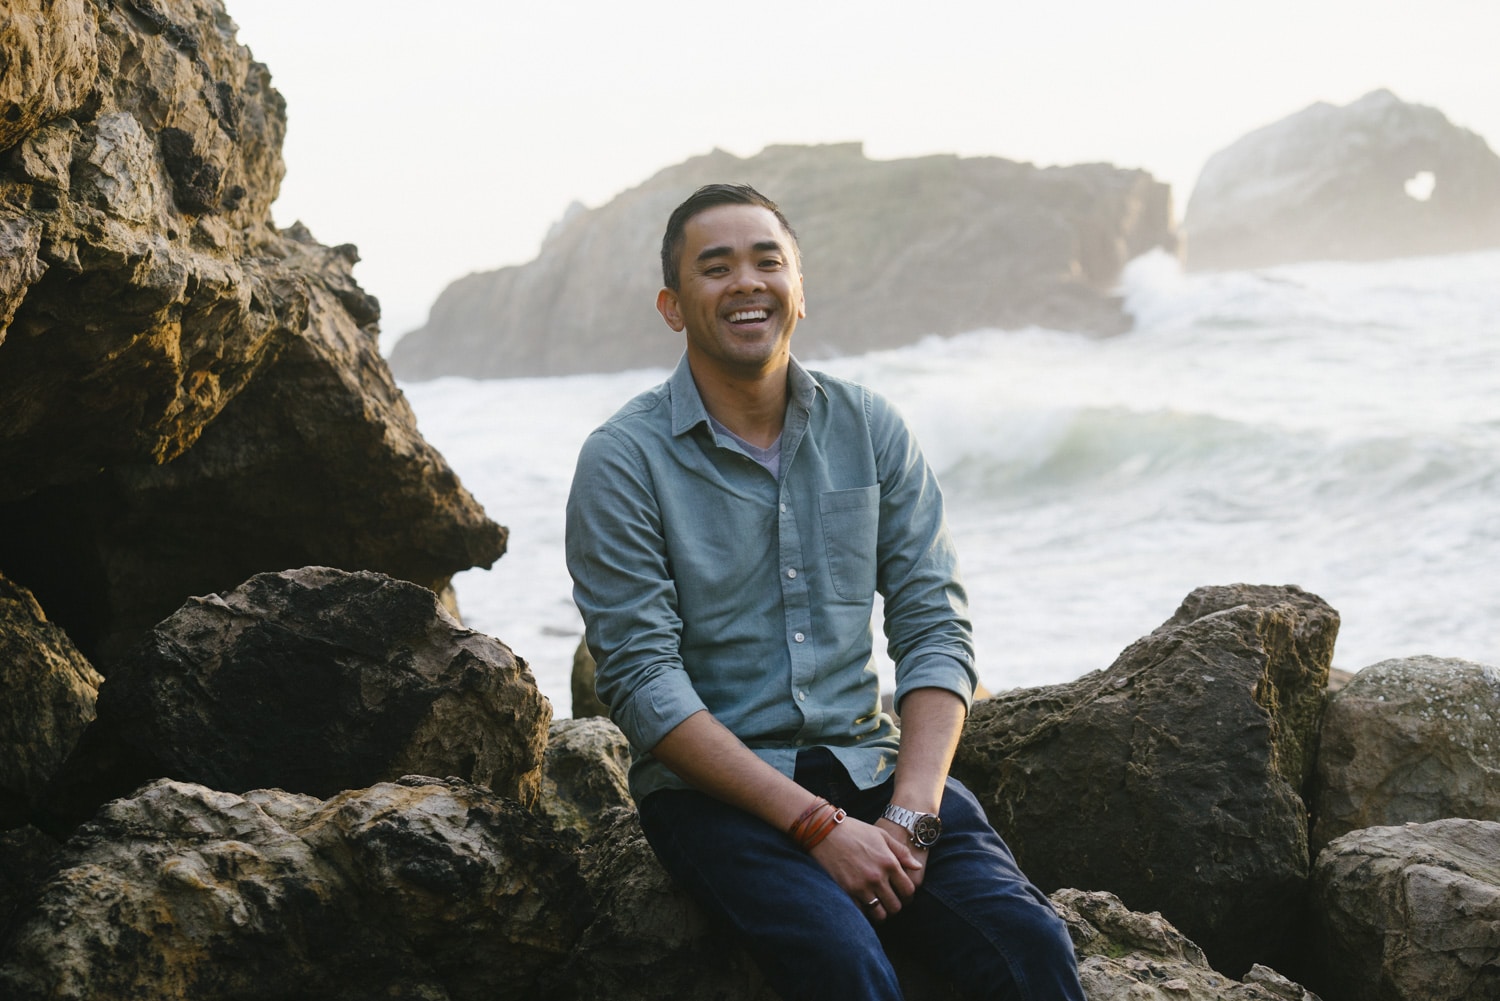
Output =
[{"x1": 657, "y1": 203, "x2": 805, "y2": 381}]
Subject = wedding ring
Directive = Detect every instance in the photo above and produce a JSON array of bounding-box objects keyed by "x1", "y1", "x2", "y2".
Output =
[{"x1": 866, "y1": 897, "x2": 880, "y2": 907}]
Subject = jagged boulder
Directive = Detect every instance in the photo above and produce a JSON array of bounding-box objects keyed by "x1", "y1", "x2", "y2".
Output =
[
  {"x1": 390, "y1": 142, "x2": 1176, "y2": 379},
  {"x1": 1312, "y1": 655, "x2": 1500, "y2": 852},
  {"x1": 951, "y1": 584, "x2": 1338, "y2": 976},
  {"x1": 0, "y1": 776, "x2": 588, "y2": 1001},
  {"x1": 1184, "y1": 89, "x2": 1500, "y2": 270},
  {"x1": 0, "y1": 575, "x2": 102, "y2": 829},
  {"x1": 538, "y1": 717, "x2": 633, "y2": 840},
  {"x1": 571, "y1": 635, "x2": 609, "y2": 719},
  {"x1": 0, "y1": 0, "x2": 504, "y2": 666},
  {"x1": 1312, "y1": 819, "x2": 1500, "y2": 1001},
  {"x1": 44, "y1": 568, "x2": 549, "y2": 831},
  {"x1": 1056, "y1": 889, "x2": 1321, "y2": 1000}
]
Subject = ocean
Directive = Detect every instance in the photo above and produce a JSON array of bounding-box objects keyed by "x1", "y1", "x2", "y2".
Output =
[{"x1": 400, "y1": 248, "x2": 1500, "y2": 717}]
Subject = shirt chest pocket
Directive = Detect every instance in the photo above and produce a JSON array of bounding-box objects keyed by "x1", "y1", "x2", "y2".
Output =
[{"x1": 819, "y1": 485, "x2": 880, "y2": 600}]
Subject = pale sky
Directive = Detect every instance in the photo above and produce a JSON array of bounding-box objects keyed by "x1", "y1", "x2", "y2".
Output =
[{"x1": 225, "y1": 0, "x2": 1500, "y2": 344}]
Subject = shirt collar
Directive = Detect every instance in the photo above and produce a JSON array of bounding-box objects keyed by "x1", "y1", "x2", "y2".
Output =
[{"x1": 667, "y1": 353, "x2": 825, "y2": 438}]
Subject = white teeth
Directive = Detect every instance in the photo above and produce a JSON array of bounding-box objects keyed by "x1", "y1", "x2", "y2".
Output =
[{"x1": 729, "y1": 309, "x2": 769, "y2": 323}]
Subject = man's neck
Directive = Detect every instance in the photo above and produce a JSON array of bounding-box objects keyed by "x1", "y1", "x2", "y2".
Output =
[{"x1": 687, "y1": 355, "x2": 790, "y2": 449}]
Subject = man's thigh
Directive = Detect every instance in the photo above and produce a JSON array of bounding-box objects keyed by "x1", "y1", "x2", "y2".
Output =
[
  {"x1": 638, "y1": 788, "x2": 902, "y2": 1001},
  {"x1": 891, "y1": 778, "x2": 1083, "y2": 1001}
]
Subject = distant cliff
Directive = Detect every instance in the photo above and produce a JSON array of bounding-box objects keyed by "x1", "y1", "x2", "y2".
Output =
[
  {"x1": 1183, "y1": 89, "x2": 1500, "y2": 271},
  {"x1": 390, "y1": 143, "x2": 1177, "y2": 380}
]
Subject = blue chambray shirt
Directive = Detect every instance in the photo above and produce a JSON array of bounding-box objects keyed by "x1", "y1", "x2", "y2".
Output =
[{"x1": 565, "y1": 354, "x2": 977, "y2": 803}]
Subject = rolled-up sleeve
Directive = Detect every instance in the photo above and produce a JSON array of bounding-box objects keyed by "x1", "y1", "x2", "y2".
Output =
[
  {"x1": 565, "y1": 426, "x2": 706, "y2": 752},
  {"x1": 867, "y1": 392, "x2": 978, "y2": 714}
]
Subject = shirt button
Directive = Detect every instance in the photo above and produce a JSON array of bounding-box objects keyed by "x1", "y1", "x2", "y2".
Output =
[
  {"x1": 779, "y1": 502, "x2": 787, "y2": 513},
  {"x1": 794, "y1": 632, "x2": 805, "y2": 643},
  {"x1": 786, "y1": 568, "x2": 797, "y2": 579},
  {"x1": 797, "y1": 690, "x2": 808, "y2": 701}
]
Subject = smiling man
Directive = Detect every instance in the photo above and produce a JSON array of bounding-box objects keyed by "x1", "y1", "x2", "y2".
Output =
[{"x1": 565, "y1": 184, "x2": 1083, "y2": 1000}]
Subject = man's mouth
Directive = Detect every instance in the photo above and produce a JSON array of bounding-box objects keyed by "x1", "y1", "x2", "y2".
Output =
[{"x1": 727, "y1": 308, "x2": 769, "y2": 325}]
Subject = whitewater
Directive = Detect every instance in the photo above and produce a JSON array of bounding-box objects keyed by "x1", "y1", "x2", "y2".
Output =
[{"x1": 401, "y1": 249, "x2": 1500, "y2": 717}]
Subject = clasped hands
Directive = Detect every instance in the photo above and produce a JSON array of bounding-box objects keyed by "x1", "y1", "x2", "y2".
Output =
[{"x1": 809, "y1": 815, "x2": 926, "y2": 922}]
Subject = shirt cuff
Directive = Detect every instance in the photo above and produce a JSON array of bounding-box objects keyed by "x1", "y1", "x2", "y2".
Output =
[
  {"x1": 613, "y1": 667, "x2": 709, "y2": 753},
  {"x1": 894, "y1": 652, "x2": 978, "y2": 716}
]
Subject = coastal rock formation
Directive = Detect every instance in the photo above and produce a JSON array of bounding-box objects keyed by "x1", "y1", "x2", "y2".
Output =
[
  {"x1": 1312, "y1": 655, "x2": 1500, "y2": 852},
  {"x1": 43, "y1": 568, "x2": 549, "y2": 832},
  {"x1": 0, "y1": 776, "x2": 1322, "y2": 1001},
  {"x1": 571, "y1": 636, "x2": 609, "y2": 719},
  {"x1": 0, "y1": 0, "x2": 504, "y2": 667},
  {"x1": 538, "y1": 717, "x2": 633, "y2": 839},
  {"x1": 0, "y1": 576, "x2": 101, "y2": 829},
  {"x1": 952, "y1": 584, "x2": 1338, "y2": 976},
  {"x1": 1183, "y1": 89, "x2": 1500, "y2": 270},
  {"x1": 0, "y1": 777, "x2": 588, "y2": 1001},
  {"x1": 389, "y1": 143, "x2": 1177, "y2": 379},
  {"x1": 1312, "y1": 819, "x2": 1500, "y2": 1001},
  {"x1": 1055, "y1": 890, "x2": 1321, "y2": 1001}
]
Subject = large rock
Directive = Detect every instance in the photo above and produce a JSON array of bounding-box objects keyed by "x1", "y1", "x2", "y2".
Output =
[
  {"x1": 951, "y1": 584, "x2": 1338, "y2": 976},
  {"x1": 390, "y1": 142, "x2": 1176, "y2": 379},
  {"x1": 1312, "y1": 655, "x2": 1500, "y2": 852},
  {"x1": 0, "y1": 776, "x2": 588, "y2": 1001},
  {"x1": 1183, "y1": 89, "x2": 1500, "y2": 271},
  {"x1": 1056, "y1": 889, "x2": 1321, "y2": 1001},
  {"x1": 0, "y1": 0, "x2": 504, "y2": 665},
  {"x1": 0, "y1": 574, "x2": 102, "y2": 829},
  {"x1": 538, "y1": 716, "x2": 633, "y2": 840},
  {"x1": 1312, "y1": 819, "x2": 1500, "y2": 1001},
  {"x1": 44, "y1": 568, "x2": 549, "y2": 831}
]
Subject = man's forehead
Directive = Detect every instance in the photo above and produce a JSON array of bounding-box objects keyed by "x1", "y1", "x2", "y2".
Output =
[{"x1": 682, "y1": 203, "x2": 793, "y2": 249}]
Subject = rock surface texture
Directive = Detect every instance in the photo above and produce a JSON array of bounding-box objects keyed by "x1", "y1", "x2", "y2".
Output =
[
  {"x1": 0, "y1": 0, "x2": 504, "y2": 666},
  {"x1": 1183, "y1": 89, "x2": 1500, "y2": 270},
  {"x1": 389, "y1": 142, "x2": 1177, "y2": 379},
  {"x1": 0, "y1": 576, "x2": 102, "y2": 830},
  {"x1": 1055, "y1": 889, "x2": 1322, "y2": 1001},
  {"x1": 0, "y1": 777, "x2": 588, "y2": 1001},
  {"x1": 44, "y1": 568, "x2": 550, "y2": 831},
  {"x1": 538, "y1": 717, "x2": 633, "y2": 840},
  {"x1": 1313, "y1": 819, "x2": 1500, "y2": 1001},
  {"x1": 952, "y1": 584, "x2": 1338, "y2": 976},
  {"x1": 1313, "y1": 655, "x2": 1500, "y2": 852}
]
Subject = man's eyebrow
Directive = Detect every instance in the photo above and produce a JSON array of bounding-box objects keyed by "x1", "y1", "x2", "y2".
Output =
[{"x1": 693, "y1": 240, "x2": 788, "y2": 265}]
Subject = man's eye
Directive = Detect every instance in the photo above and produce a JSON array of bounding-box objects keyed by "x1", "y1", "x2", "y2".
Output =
[{"x1": 760, "y1": 258, "x2": 783, "y2": 268}]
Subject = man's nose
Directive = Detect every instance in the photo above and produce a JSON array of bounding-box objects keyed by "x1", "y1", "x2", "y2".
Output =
[{"x1": 728, "y1": 264, "x2": 766, "y2": 292}]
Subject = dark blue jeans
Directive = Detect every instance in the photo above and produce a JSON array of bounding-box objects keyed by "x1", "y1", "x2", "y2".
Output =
[{"x1": 637, "y1": 748, "x2": 1084, "y2": 1001}]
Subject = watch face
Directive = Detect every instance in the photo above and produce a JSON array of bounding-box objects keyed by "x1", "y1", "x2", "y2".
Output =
[{"x1": 912, "y1": 814, "x2": 943, "y2": 847}]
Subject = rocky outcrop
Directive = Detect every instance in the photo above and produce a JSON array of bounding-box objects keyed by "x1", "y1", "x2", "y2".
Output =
[
  {"x1": 0, "y1": 576, "x2": 101, "y2": 830},
  {"x1": 0, "y1": 0, "x2": 504, "y2": 666},
  {"x1": 1183, "y1": 89, "x2": 1500, "y2": 270},
  {"x1": 1056, "y1": 889, "x2": 1321, "y2": 1001},
  {"x1": 1312, "y1": 819, "x2": 1500, "y2": 1001},
  {"x1": 43, "y1": 568, "x2": 549, "y2": 832},
  {"x1": 0, "y1": 777, "x2": 588, "y2": 1001},
  {"x1": 951, "y1": 584, "x2": 1338, "y2": 976},
  {"x1": 0, "y1": 776, "x2": 1323, "y2": 1001},
  {"x1": 389, "y1": 142, "x2": 1177, "y2": 379},
  {"x1": 571, "y1": 635, "x2": 609, "y2": 719},
  {"x1": 538, "y1": 717, "x2": 632, "y2": 840},
  {"x1": 1312, "y1": 655, "x2": 1500, "y2": 852}
]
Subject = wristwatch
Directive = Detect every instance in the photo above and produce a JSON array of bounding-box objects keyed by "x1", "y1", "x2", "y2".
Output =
[{"x1": 881, "y1": 803, "x2": 943, "y2": 848}]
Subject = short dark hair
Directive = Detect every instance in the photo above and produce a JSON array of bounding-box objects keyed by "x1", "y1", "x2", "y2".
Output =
[{"x1": 660, "y1": 183, "x2": 800, "y2": 290}]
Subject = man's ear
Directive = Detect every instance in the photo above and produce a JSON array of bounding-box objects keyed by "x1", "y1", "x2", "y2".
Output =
[
  {"x1": 656, "y1": 287, "x2": 685, "y2": 332},
  {"x1": 795, "y1": 273, "x2": 807, "y2": 319}
]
